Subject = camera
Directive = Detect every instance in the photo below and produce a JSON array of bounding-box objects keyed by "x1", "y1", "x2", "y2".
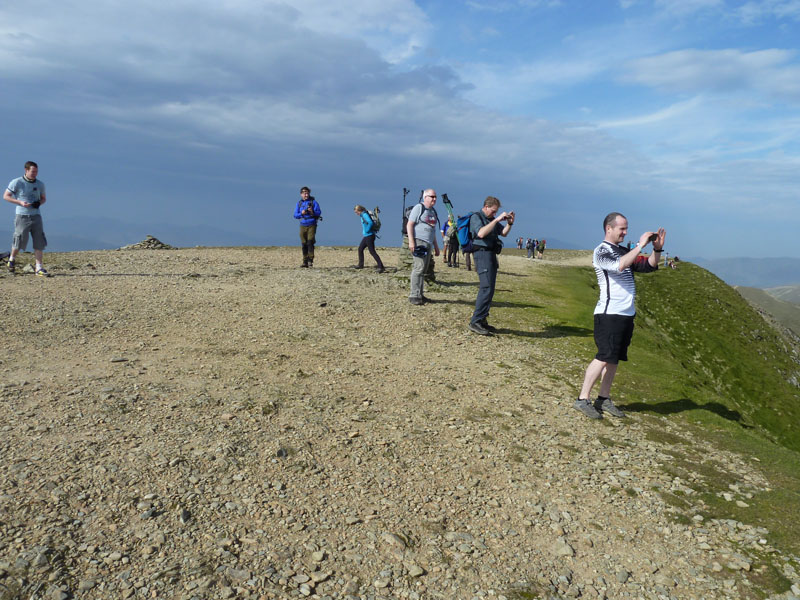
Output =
[
  {"x1": 412, "y1": 245, "x2": 429, "y2": 258},
  {"x1": 31, "y1": 201, "x2": 40, "y2": 208},
  {"x1": 648, "y1": 233, "x2": 658, "y2": 242}
]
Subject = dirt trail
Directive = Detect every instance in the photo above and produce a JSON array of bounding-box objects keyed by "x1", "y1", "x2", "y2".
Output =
[{"x1": 1, "y1": 246, "x2": 795, "y2": 600}]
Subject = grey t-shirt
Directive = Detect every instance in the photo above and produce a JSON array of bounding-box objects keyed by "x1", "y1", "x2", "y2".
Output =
[
  {"x1": 8, "y1": 177, "x2": 45, "y2": 216},
  {"x1": 408, "y1": 203, "x2": 439, "y2": 246}
]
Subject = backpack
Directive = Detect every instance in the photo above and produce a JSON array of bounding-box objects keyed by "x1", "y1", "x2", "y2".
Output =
[
  {"x1": 402, "y1": 202, "x2": 418, "y2": 235},
  {"x1": 369, "y1": 207, "x2": 381, "y2": 235},
  {"x1": 456, "y1": 213, "x2": 477, "y2": 252},
  {"x1": 403, "y1": 202, "x2": 439, "y2": 235}
]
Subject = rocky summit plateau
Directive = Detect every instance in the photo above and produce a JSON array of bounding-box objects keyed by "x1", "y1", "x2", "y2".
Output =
[{"x1": 1, "y1": 246, "x2": 798, "y2": 600}]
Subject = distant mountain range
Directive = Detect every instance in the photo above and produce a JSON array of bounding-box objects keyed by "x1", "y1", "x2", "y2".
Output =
[
  {"x1": 1, "y1": 216, "x2": 587, "y2": 253},
  {"x1": 691, "y1": 257, "x2": 800, "y2": 288}
]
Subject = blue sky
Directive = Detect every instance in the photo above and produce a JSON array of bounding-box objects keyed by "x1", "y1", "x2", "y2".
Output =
[{"x1": 1, "y1": 0, "x2": 799, "y2": 258}]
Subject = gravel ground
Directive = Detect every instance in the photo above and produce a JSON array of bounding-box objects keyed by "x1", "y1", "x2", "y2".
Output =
[{"x1": 1, "y1": 246, "x2": 798, "y2": 600}]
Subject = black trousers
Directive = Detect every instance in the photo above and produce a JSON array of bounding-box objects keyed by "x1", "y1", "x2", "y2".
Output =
[{"x1": 358, "y1": 235, "x2": 384, "y2": 269}]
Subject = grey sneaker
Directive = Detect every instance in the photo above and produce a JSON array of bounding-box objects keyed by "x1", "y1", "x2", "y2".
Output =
[
  {"x1": 468, "y1": 321, "x2": 491, "y2": 336},
  {"x1": 594, "y1": 396, "x2": 625, "y2": 418},
  {"x1": 409, "y1": 296, "x2": 424, "y2": 305},
  {"x1": 480, "y1": 319, "x2": 498, "y2": 333},
  {"x1": 573, "y1": 398, "x2": 602, "y2": 419}
]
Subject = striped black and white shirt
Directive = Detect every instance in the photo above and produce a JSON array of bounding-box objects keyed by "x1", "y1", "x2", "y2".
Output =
[{"x1": 593, "y1": 241, "x2": 657, "y2": 316}]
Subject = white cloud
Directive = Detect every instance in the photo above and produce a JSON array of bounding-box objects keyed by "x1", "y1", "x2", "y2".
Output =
[
  {"x1": 738, "y1": 0, "x2": 800, "y2": 23},
  {"x1": 461, "y1": 57, "x2": 608, "y2": 109},
  {"x1": 282, "y1": 0, "x2": 431, "y2": 62},
  {"x1": 623, "y1": 48, "x2": 800, "y2": 101},
  {"x1": 466, "y1": 0, "x2": 562, "y2": 11},
  {"x1": 654, "y1": 0, "x2": 723, "y2": 15},
  {"x1": 597, "y1": 96, "x2": 704, "y2": 128}
]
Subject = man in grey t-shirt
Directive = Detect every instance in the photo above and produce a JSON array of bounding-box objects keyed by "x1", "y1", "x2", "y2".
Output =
[
  {"x1": 4, "y1": 161, "x2": 50, "y2": 276},
  {"x1": 406, "y1": 189, "x2": 440, "y2": 305}
]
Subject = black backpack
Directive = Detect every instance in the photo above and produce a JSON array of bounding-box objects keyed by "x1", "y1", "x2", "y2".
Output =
[{"x1": 403, "y1": 202, "x2": 439, "y2": 235}]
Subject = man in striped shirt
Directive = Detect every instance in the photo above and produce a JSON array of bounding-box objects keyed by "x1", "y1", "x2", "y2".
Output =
[{"x1": 574, "y1": 212, "x2": 666, "y2": 419}]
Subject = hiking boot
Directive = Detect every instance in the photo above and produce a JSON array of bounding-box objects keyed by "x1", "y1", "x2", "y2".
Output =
[
  {"x1": 594, "y1": 396, "x2": 625, "y2": 418},
  {"x1": 573, "y1": 398, "x2": 602, "y2": 419},
  {"x1": 35, "y1": 267, "x2": 51, "y2": 278},
  {"x1": 301, "y1": 262, "x2": 309, "y2": 268},
  {"x1": 468, "y1": 321, "x2": 491, "y2": 336},
  {"x1": 409, "y1": 297, "x2": 424, "y2": 305},
  {"x1": 7, "y1": 260, "x2": 15, "y2": 273},
  {"x1": 480, "y1": 319, "x2": 498, "y2": 333},
  {"x1": 376, "y1": 267, "x2": 386, "y2": 273},
  {"x1": 350, "y1": 265, "x2": 364, "y2": 269}
]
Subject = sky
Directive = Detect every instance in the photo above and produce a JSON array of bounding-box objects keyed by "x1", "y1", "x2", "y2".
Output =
[{"x1": 1, "y1": 0, "x2": 799, "y2": 258}]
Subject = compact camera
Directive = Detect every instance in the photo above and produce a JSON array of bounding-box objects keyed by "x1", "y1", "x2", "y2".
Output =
[{"x1": 648, "y1": 233, "x2": 658, "y2": 242}]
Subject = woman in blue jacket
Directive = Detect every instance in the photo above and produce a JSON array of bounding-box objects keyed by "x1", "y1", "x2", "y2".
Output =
[{"x1": 353, "y1": 205, "x2": 385, "y2": 272}]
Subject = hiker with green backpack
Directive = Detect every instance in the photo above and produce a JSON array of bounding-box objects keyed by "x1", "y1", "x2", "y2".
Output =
[{"x1": 353, "y1": 205, "x2": 385, "y2": 273}]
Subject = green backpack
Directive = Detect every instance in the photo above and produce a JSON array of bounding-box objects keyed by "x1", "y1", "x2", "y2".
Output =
[{"x1": 369, "y1": 206, "x2": 382, "y2": 235}]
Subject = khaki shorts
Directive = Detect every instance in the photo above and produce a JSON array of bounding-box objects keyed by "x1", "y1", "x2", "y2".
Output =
[{"x1": 13, "y1": 214, "x2": 47, "y2": 251}]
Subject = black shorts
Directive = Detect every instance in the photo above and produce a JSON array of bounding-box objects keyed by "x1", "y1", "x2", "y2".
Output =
[{"x1": 594, "y1": 314, "x2": 635, "y2": 364}]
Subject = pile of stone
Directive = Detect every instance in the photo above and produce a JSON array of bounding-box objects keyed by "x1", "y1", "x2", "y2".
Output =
[{"x1": 118, "y1": 235, "x2": 175, "y2": 250}]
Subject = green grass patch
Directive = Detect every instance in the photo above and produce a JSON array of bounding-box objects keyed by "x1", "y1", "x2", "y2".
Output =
[{"x1": 491, "y1": 254, "x2": 800, "y2": 562}]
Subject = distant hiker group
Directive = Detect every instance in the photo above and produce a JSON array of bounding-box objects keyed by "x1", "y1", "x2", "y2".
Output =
[{"x1": 288, "y1": 185, "x2": 668, "y2": 421}]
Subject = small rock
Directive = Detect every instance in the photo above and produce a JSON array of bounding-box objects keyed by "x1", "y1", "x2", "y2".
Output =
[
  {"x1": 552, "y1": 538, "x2": 574, "y2": 557},
  {"x1": 374, "y1": 577, "x2": 391, "y2": 589},
  {"x1": 382, "y1": 532, "x2": 407, "y2": 549},
  {"x1": 311, "y1": 571, "x2": 330, "y2": 583},
  {"x1": 407, "y1": 564, "x2": 425, "y2": 577},
  {"x1": 33, "y1": 553, "x2": 49, "y2": 568},
  {"x1": 616, "y1": 570, "x2": 630, "y2": 583},
  {"x1": 311, "y1": 551, "x2": 325, "y2": 562},
  {"x1": 654, "y1": 574, "x2": 676, "y2": 587},
  {"x1": 227, "y1": 567, "x2": 251, "y2": 582}
]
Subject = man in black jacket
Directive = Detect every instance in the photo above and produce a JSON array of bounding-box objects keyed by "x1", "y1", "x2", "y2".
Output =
[{"x1": 468, "y1": 196, "x2": 514, "y2": 335}]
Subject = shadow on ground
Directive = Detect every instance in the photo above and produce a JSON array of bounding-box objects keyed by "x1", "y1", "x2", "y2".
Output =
[
  {"x1": 502, "y1": 324, "x2": 592, "y2": 338},
  {"x1": 624, "y1": 397, "x2": 751, "y2": 427}
]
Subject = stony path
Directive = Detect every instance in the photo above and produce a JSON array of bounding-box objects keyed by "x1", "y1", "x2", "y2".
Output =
[{"x1": 1, "y1": 247, "x2": 798, "y2": 600}]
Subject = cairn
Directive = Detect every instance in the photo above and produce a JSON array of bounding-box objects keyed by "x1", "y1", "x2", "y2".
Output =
[{"x1": 118, "y1": 235, "x2": 175, "y2": 250}]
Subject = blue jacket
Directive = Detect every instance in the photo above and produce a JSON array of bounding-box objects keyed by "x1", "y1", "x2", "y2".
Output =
[
  {"x1": 294, "y1": 197, "x2": 321, "y2": 226},
  {"x1": 360, "y1": 211, "x2": 376, "y2": 236}
]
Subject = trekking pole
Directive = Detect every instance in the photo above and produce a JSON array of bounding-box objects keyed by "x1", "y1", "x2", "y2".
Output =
[{"x1": 441, "y1": 193, "x2": 456, "y2": 224}]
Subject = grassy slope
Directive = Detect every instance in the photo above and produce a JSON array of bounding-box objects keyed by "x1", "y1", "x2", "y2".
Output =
[
  {"x1": 736, "y1": 285, "x2": 800, "y2": 336},
  {"x1": 495, "y1": 252, "x2": 800, "y2": 570},
  {"x1": 766, "y1": 285, "x2": 800, "y2": 304}
]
